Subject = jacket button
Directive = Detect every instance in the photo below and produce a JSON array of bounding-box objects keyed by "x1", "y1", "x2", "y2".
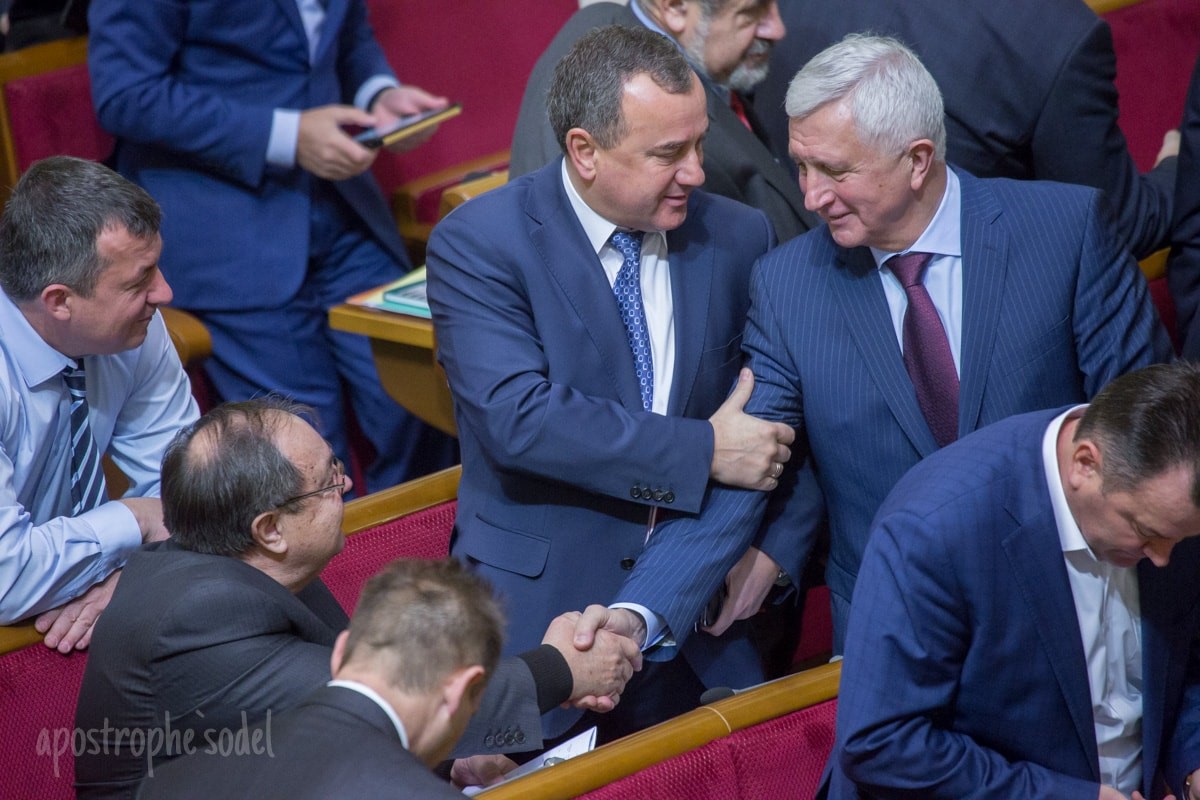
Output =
[
  {"x1": 620, "y1": 557, "x2": 636, "y2": 570},
  {"x1": 653, "y1": 489, "x2": 664, "y2": 501},
  {"x1": 484, "y1": 734, "x2": 495, "y2": 748},
  {"x1": 630, "y1": 486, "x2": 641, "y2": 499},
  {"x1": 515, "y1": 730, "x2": 526, "y2": 744},
  {"x1": 663, "y1": 491, "x2": 675, "y2": 504}
]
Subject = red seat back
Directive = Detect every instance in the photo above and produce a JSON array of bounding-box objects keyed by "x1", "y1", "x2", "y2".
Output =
[
  {"x1": 0, "y1": 645, "x2": 87, "y2": 800},
  {"x1": 321, "y1": 498, "x2": 457, "y2": 614},
  {"x1": 4, "y1": 62, "x2": 112, "y2": 171}
]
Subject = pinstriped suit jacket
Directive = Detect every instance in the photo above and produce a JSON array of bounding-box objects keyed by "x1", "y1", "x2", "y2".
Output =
[{"x1": 616, "y1": 167, "x2": 1173, "y2": 651}]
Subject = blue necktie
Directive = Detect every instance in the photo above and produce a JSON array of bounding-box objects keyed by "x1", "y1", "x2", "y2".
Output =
[
  {"x1": 610, "y1": 230, "x2": 653, "y2": 411},
  {"x1": 63, "y1": 361, "x2": 107, "y2": 515}
]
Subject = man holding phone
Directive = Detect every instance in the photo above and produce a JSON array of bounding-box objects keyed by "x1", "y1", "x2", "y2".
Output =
[{"x1": 87, "y1": 1, "x2": 455, "y2": 492}]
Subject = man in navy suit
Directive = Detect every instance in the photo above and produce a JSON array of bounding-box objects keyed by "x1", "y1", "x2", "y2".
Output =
[
  {"x1": 86, "y1": 0, "x2": 454, "y2": 491},
  {"x1": 581, "y1": 34, "x2": 1171, "y2": 658},
  {"x1": 427, "y1": 25, "x2": 796, "y2": 742},
  {"x1": 1169, "y1": 57, "x2": 1200, "y2": 358},
  {"x1": 830, "y1": 363, "x2": 1200, "y2": 800},
  {"x1": 753, "y1": 0, "x2": 1179, "y2": 260}
]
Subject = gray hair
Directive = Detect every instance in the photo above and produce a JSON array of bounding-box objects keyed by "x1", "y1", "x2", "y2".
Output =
[
  {"x1": 162, "y1": 398, "x2": 313, "y2": 557},
  {"x1": 0, "y1": 156, "x2": 161, "y2": 301},
  {"x1": 342, "y1": 559, "x2": 505, "y2": 692},
  {"x1": 548, "y1": 24, "x2": 695, "y2": 153},
  {"x1": 785, "y1": 34, "x2": 946, "y2": 160}
]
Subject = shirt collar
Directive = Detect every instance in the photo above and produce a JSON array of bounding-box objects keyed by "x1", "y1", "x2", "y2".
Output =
[
  {"x1": 560, "y1": 159, "x2": 667, "y2": 256},
  {"x1": 1042, "y1": 405, "x2": 1095, "y2": 556},
  {"x1": 327, "y1": 679, "x2": 409, "y2": 749},
  {"x1": 0, "y1": 290, "x2": 72, "y2": 389},
  {"x1": 871, "y1": 166, "x2": 962, "y2": 269}
]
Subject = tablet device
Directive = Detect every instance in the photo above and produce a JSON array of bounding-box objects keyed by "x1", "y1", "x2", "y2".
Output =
[{"x1": 353, "y1": 102, "x2": 462, "y2": 148}]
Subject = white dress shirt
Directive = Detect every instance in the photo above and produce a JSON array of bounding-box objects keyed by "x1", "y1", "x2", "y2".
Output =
[
  {"x1": 328, "y1": 679, "x2": 410, "y2": 748},
  {"x1": 0, "y1": 293, "x2": 198, "y2": 622},
  {"x1": 871, "y1": 168, "x2": 964, "y2": 374},
  {"x1": 1042, "y1": 406, "x2": 1143, "y2": 794}
]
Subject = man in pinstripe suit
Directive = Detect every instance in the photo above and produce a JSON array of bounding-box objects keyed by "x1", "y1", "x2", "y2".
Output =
[{"x1": 586, "y1": 34, "x2": 1171, "y2": 659}]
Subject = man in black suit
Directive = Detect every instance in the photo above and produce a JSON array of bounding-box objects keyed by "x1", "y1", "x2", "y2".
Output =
[
  {"x1": 754, "y1": 0, "x2": 1179, "y2": 260},
  {"x1": 74, "y1": 398, "x2": 641, "y2": 800},
  {"x1": 138, "y1": 559, "x2": 514, "y2": 799},
  {"x1": 1169, "y1": 57, "x2": 1200, "y2": 358},
  {"x1": 509, "y1": 0, "x2": 818, "y2": 242}
]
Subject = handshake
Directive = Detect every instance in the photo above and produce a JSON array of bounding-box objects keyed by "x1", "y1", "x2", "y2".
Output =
[{"x1": 541, "y1": 606, "x2": 649, "y2": 712}]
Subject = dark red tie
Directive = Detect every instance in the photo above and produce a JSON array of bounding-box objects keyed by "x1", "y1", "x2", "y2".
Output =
[
  {"x1": 729, "y1": 91, "x2": 752, "y2": 131},
  {"x1": 888, "y1": 252, "x2": 959, "y2": 447}
]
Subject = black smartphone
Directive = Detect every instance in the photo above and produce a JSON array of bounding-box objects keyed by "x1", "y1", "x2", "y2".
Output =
[
  {"x1": 699, "y1": 585, "x2": 728, "y2": 629},
  {"x1": 353, "y1": 102, "x2": 463, "y2": 148}
]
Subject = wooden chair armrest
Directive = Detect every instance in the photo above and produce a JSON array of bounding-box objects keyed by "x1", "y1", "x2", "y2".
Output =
[
  {"x1": 1139, "y1": 247, "x2": 1168, "y2": 282},
  {"x1": 391, "y1": 148, "x2": 510, "y2": 238},
  {"x1": 341, "y1": 465, "x2": 460, "y2": 535},
  {"x1": 439, "y1": 169, "x2": 509, "y2": 219},
  {"x1": 160, "y1": 306, "x2": 212, "y2": 366},
  {"x1": 1086, "y1": 0, "x2": 1147, "y2": 13}
]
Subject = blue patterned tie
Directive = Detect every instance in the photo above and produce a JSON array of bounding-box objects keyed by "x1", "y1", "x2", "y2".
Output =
[
  {"x1": 610, "y1": 230, "x2": 653, "y2": 411},
  {"x1": 62, "y1": 361, "x2": 107, "y2": 515}
]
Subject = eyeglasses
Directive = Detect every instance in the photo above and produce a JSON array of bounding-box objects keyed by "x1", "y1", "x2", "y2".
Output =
[{"x1": 281, "y1": 457, "x2": 347, "y2": 506}]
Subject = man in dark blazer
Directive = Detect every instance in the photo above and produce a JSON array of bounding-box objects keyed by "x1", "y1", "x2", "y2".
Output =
[
  {"x1": 753, "y1": 0, "x2": 1177, "y2": 260},
  {"x1": 1169, "y1": 57, "x2": 1200, "y2": 358},
  {"x1": 509, "y1": 0, "x2": 818, "y2": 242},
  {"x1": 138, "y1": 559, "x2": 513, "y2": 799},
  {"x1": 586, "y1": 34, "x2": 1171, "y2": 659},
  {"x1": 74, "y1": 399, "x2": 640, "y2": 800},
  {"x1": 428, "y1": 26, "x2": 798, "y2": 742},
  {"x1": 829, "y1": 363, "x2": 1200, "y2": 800},
  {"x1": 86, "y1": 0, "x2": 454, "y2": 491}
]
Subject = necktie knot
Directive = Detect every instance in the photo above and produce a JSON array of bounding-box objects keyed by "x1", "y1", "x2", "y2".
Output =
[
  {"x1": 610, "y1": 230, "x2": 644, "y2": 262},
  {"x1": 888, "y1": 251, "x2": 933, "y2": 289}
]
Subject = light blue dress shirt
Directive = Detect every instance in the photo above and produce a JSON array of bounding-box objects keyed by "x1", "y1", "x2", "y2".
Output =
[
  {"x1": 0, "y1": 294, "x2": 198, "y2": 622},
  {"x1": 267, "y1": 1, "x2": 401, "y2": 168}
]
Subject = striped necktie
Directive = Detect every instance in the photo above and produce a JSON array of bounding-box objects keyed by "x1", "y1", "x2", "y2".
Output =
[{"x1": 62, "y1": 361, "x2": 107, "y2": 515}]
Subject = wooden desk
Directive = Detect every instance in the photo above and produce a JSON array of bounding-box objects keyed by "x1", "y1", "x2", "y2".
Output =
[{"x1": 328, "y1": 304, "x2": 457, "y2": 436}]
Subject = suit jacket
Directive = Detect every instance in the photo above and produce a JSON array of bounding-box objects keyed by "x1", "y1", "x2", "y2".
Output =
[
  {"x1": 1168, "y1": 57, "x2": 1200, "y2": 357},
  {"x1": 828, "y1": 408, "x2": 1200, "y2": 799},
  {"x1": 755, "y1": 0, "x2": 1174, "y2": 259},
  {"x1": 74, "y1": 542, "x2": 543, "y2": 800},
  {"x1": 507, "y1": 1, "x2": 817, "y2": 242},
  {"x1": 86, "y1": 0, "x2": 410, "y2": 311},
  {"x1": 617, "y1": 169, "x2": 1172, "y2": 651},
  {"x1": 426, "y1": 160, "x2": 797, "y2": 735},
  {"x1": 136, "y1": 685, "x2": 464, "y2": 799}
]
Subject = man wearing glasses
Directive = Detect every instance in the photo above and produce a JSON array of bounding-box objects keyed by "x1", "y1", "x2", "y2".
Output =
[{"x1": 74, "y1": 398, "x2": 642, "y2": 800}]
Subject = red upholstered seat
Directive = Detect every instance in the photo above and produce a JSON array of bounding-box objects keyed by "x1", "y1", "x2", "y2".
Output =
[
  {"x1": 3, "y1": 63, "x2": 112, "y2": 172},
  {"x1": 0, "y1": 645, "x2": 87, "y2": 800},
  {"x1": 320, "y1": 498, "x2": 457, "y2": 614},
  {"x1": 578, "y1": 699, "x2": 838, "y2": 800}
]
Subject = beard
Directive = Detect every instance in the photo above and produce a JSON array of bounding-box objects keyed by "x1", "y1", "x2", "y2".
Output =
[{"x1": 727, "y1": 38, "x2": 773, "y2": 92}]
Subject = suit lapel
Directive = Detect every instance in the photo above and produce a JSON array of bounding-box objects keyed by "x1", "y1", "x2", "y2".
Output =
[
  {"x1": 957, "y1": 171, "x2": 1008, "y2": 437},
  {"x1": 664, "y1": 209, "x2": 714, "y2": 415},
  {"x1": 273, "y1": 0, "x2": 308, "y2": 44},
  {"x1": 1004, "y1": 506, "x2": 1099, "y2": 777},
  {"x1": 526, "y1": 164, "x2": 645, "y2": 412},
  {"x1": 311, "y1": 0, "x2": 347, "y2": 66},
  {"x1": 830, "y1": 247, "x2": 939, "y2": 455}
]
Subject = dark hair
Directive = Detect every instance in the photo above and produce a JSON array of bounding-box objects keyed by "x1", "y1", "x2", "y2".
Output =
[
  {"x1": 0, "y1": 156, "x2": 161, "y2": 301},
  {"x1": 547, "y1": 24, "x2": 694, "y2": 153},
  {"x1": 1075, "y1": 362, "x2": 1200, "y2": 506},
  {"x1": 341, "y1": 559, "x2": 504, "y2": 692},
  {"x1": 162, "y1": 397, "x2": 313, "y2": 557}
]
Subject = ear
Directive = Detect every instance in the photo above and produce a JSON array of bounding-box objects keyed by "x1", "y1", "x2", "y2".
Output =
[
  {"x1": 39, "y1": 283, "x2": 74, "y2": 321},
  {"x1": 1066, "y1": 438, "x2": 1103, "y2": 492},
  {"x1": 250, "y1": 508, "x2": 288, "y2": 556},
  {"x1": 652, "y1": 0, "x2": 694, "y2": 38},
  {"x1": 565, "y1": 128, "x2": 600, "y2": 182},
  {"x1": 907, "y1": 140, "x2": 937, "y2": 191},
  {"x1": 441, "y1": 665, "x2": 487, "y2": 718},
  {"x1": 330, "y1": 629, "x2": 351, "y2": 677}
]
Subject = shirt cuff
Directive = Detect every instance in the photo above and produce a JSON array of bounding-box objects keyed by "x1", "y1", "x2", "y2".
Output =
[
  {"x1": 355, "y1": 75, "x2": 401, "y2": 111},
  {"x1": 267, "y1": 108, "x2": 301, "y2": 168},
  {"x1": 609, "y1": 602, "x2": 668, "y2": 650},
  {"x1": 516, "y1": 643, "x2": 573, "y2": 714}
]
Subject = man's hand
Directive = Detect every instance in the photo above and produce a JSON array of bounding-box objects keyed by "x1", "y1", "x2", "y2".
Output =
[
  {"x1": 34, "y1": 569, "x2": 121, "y2": 653},
  {"x1": 709, "y1": 368, "x2": 794, "y2": 490},
  {"x1": 1157, "y1": 129, "x2": 1181, "y2": 166},
  {"x1": 297, "y1": 104, "x2": 379, "y2": 181},
  {"x1": 450, "y1": 754, "x2": 516, "y2": 789},
  {"x1": 702, "y1": 547, "x2": 780, "y2": 637},
  {"x1": 371, "y1": 86, "x2": 449, "y2": 153},
  {"x1": 118, "y1": 496, "x2": 168, "y2": 543},
  {"x1": 543, "y1": 607, "x2": 642, "y2": 712}
]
